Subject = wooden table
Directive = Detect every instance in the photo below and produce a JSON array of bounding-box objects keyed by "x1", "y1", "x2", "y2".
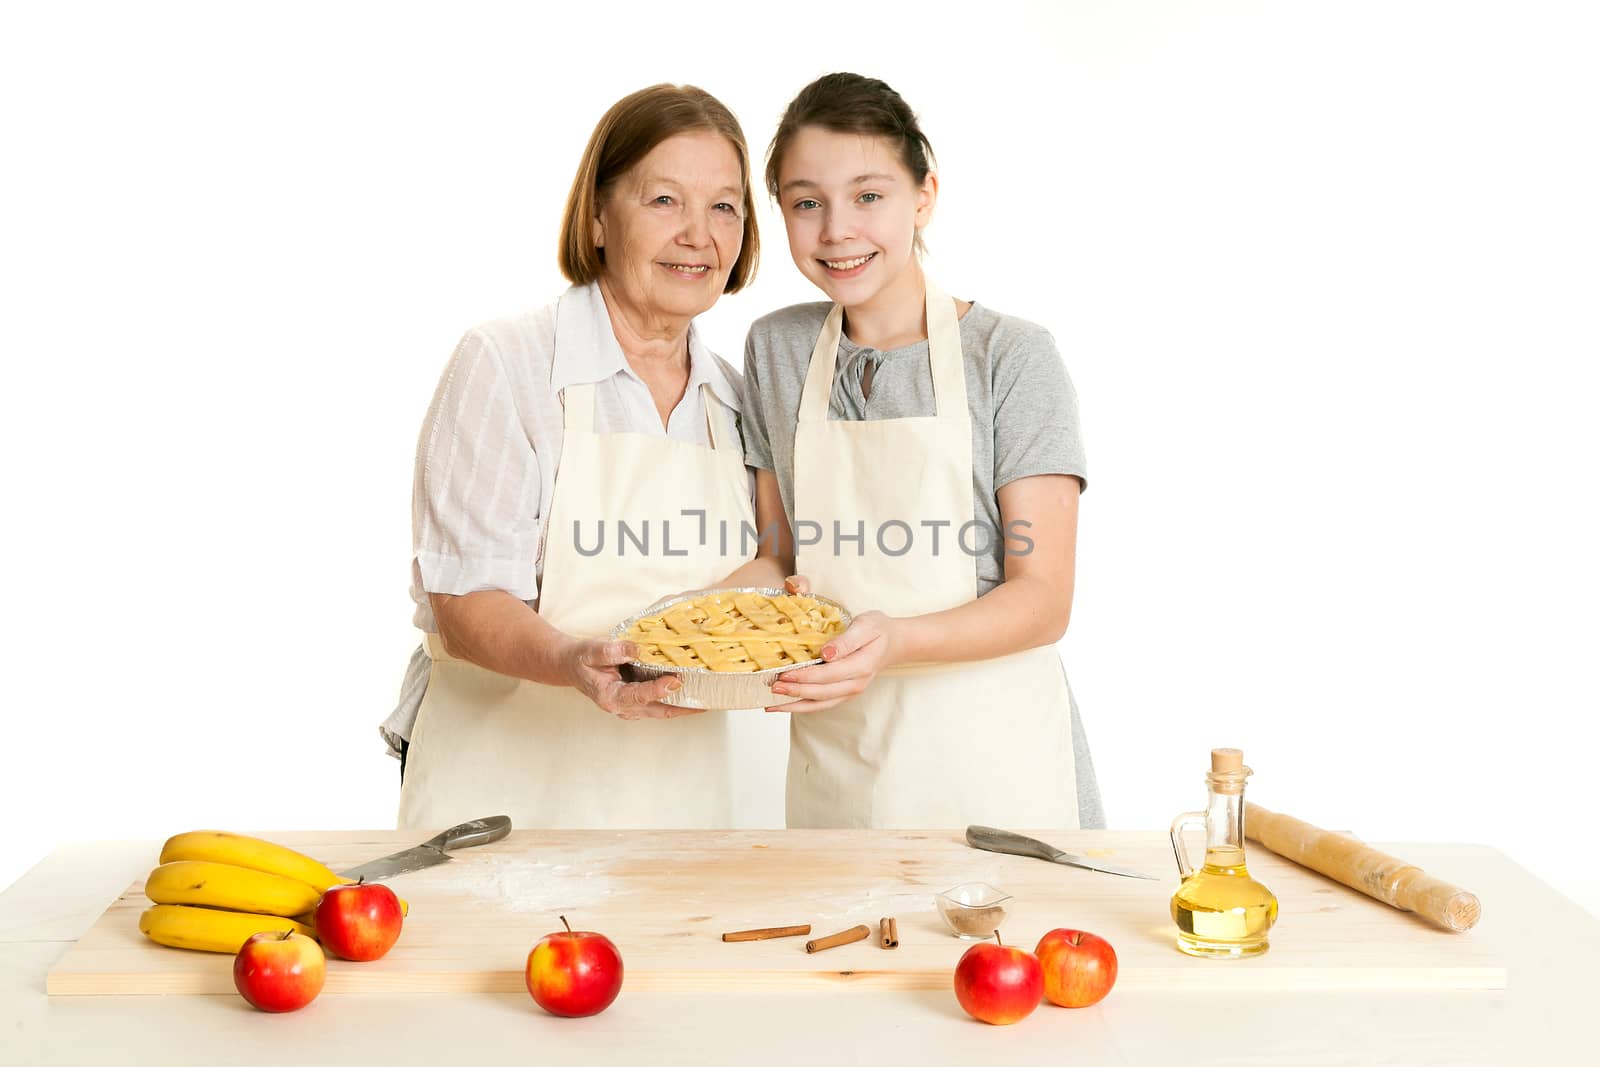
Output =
[{"x1": 4, "y1": 833, "x2": 1595, "y2": 1065}]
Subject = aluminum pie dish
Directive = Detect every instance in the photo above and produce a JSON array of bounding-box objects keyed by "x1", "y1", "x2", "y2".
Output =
[{"x1": 610, "y1": 587, "x2": 853, "y2": 710}]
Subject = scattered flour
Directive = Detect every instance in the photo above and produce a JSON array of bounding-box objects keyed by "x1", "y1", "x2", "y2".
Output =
[
  {"x1": 404, "y1": 839, "x2": 1006, "y2": 926},
  {"x1": 453, "y1": 853, "x2": 621, "y2": 913}
]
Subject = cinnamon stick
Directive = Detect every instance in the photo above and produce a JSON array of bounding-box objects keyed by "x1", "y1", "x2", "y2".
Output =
[
  {"x1": 805, "y1": 924, "x2": 871, "y2": 954},
  {"x1": 721, "y1": 924, "x2": 811, "y2": 943},
  {"x1": 879, "y1": 917, "x2": 898, "y2": 949}
]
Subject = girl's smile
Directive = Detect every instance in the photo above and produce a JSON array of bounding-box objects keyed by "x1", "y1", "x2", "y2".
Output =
[{"x1": 818, "y1": 251, "x2": 878, "y2": 278}]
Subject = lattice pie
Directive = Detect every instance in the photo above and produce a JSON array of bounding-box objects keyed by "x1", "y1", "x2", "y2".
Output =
[{"x1": 623, "y1": 592, "x2": 848, "y2": 672}]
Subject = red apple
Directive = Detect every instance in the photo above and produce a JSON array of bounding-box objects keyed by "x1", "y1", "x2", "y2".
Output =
[
  {"x1": 1035, "y1": 928, "x2": 1118, "y2": 1008},
  {"x1": 315, "y1": 880, "x2": 403, "y2": 962},
  {"x1": 233, "y1": 930, "x2": 325, "y2": 1013},
  {"x1": 525, "y1": 916, "x2": 623, "y2": 1018},
  {"x1": 953, "y1": 932, "x2": 1043, "y2": 1025}
]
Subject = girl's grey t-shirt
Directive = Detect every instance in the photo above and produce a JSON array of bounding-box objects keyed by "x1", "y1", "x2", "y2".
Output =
[{"x1": 740, "y1": 300, "x2": 1088, "y2": 597}]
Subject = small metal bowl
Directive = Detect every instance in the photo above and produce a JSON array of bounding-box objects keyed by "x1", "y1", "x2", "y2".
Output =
[{"x1": 610, "y1": 587, "x2": 852, "y2": 710}]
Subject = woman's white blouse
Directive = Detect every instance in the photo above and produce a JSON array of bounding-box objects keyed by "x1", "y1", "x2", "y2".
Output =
[
  {"x1": 383, "y1": 281, "x2": 747, "y2": 756},
  {"x1": 409, "y1": 280, "x2": 746, "y2": 633}
]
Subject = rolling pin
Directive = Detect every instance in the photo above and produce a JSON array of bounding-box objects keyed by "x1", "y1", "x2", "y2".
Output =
[{"x1": 1244, "y1": 802, "x2": 1481, "y2": 932}]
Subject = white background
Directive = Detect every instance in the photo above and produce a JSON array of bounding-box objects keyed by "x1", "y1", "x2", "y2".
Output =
[{"x1": 3, "y1": 1, "x2": 1596, "y2": 920}]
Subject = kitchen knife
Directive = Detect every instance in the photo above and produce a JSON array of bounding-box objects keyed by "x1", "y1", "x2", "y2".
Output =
[
  {"x1": 338, "y1": 816, "x2": 512, "y2": 882},
  {"x1": 966, "y1": 825, "x2": 1159, "y2": 880}
]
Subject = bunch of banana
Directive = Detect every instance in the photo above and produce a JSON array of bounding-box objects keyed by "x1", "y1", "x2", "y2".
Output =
[{"x1": 138, "y1": 831, "x2": 406, "y2": 954}]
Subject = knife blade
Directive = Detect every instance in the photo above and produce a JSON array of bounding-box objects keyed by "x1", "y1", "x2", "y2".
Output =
[
  {"x1": 966, "y1": 825, "x2": 1159, "y2": 880},
  {"x1": 338, "y1": 815, "x2": 512, "y2": 882}
]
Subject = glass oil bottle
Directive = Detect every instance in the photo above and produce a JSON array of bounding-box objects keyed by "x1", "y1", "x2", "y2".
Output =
[{"x1": 1169, "y1": 747, "x2": 1279, "y2": 958}]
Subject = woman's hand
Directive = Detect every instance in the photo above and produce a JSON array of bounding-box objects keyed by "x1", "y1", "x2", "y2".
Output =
[
  {"x1": 560, "y1": 638, "x2": 699, "y2": 721},
  {"x1": 765, "y1": 610, "x2": 896, "y2": 714}
]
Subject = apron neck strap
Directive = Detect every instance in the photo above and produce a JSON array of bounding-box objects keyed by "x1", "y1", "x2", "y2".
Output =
[
  {"x1": 701, "y1": 382, "x2": 738, "y2": 453},
  {"x1": 924, "y1": 277, "x2": 965, "y2": 411},
  {"x1": 798, "y1": 276, "x2": 966, "y2": 423},
  {"x1": 561, "y1": 381, "x2": 595, "y2": 433}
]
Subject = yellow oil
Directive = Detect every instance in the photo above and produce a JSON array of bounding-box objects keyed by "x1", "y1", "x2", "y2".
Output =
[{"x1": 1170, "y1": 845, "x2": 1279, "y2": 958}]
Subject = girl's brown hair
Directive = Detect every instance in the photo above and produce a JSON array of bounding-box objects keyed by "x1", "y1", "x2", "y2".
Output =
[
  {"x1": 558, "y1": 84, "x2": 760, "y2": 293},
  {"x1": 765, "y1": 73, "x2": 936, "y2": 252}
]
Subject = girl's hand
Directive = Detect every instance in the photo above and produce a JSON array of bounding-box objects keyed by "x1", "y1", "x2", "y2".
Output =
[
  {"x1": 561, "y1": 638, "x2": 699, "y2": 720},
  {"x1": 765, "y1": 610, "x2": 896, "y2": 713}
]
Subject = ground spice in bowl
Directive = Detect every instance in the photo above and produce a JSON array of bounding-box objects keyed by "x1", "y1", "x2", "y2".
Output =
[{"x1": 936, "y1": 882, "x2": 1013, "y2": 939}]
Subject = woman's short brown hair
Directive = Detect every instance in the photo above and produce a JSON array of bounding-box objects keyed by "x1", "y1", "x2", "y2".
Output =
[
  {"x1": 765, "y1": 73, "x2": 937, "y2": 254},
  {"x1": 558, "y1": 84, "x2": 759, "y2": 293}
]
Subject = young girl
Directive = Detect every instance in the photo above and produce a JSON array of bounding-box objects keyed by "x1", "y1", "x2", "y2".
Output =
[{"x1": 722, "y1": 72, "x2": 1103, "y2": 829}]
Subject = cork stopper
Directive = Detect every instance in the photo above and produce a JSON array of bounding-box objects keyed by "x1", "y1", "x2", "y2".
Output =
[
  {"x1": 1211, "y1": 748, "x2": 1244, "y2": 773},
  {"x1": 1207, "y1": 747, "x2": 1250, "y2": 794}
]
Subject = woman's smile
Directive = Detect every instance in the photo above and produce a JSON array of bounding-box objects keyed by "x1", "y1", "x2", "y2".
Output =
[{"x1": 657, "y1": 260, "x2": 715, "y2": 280}]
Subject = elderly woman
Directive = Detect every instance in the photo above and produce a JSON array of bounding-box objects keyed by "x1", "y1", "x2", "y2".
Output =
[{"x1": 383, "y1": 85, "x2": 760, "y2": 829}]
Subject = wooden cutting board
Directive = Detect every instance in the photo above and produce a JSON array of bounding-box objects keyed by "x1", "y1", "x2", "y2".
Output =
[{"x1": 45, "y1": 829, "x2": 1505, "y2": 995}]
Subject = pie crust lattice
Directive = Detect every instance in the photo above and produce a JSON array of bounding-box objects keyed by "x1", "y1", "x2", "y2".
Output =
[{"x1": 623, "y1": 591, "x2": 848, "y2": 672}]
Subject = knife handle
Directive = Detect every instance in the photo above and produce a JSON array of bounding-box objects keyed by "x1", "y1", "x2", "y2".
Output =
[
  {"x1": 423, "y1": 815, "x2": 512, "y2": 852},
  {"x1": 966, "y1": 825, "x2": 1058, "y2": 863}
]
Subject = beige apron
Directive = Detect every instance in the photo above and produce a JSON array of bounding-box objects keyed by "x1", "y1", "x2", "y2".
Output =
[
  {"x1": 398, "y1": 380, "x2": 755, "y2": 829},
  {"x1": 786, "y1": 278, "x2": 1079, "y2": 829}
]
